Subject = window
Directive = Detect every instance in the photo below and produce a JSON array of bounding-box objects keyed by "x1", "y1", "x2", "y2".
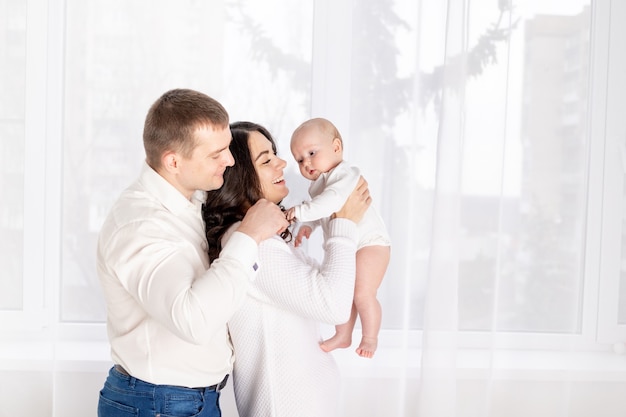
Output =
[
  {"x1": 2, "y1": 0, "x2": 625, "y2": 354},
  {"x1": 58, "y1": 0, "x2": 315, "y2": 323}
]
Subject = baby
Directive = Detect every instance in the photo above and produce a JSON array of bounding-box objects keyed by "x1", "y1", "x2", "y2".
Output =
[{"x1": 286, "y1": 117, "x2": 391, "y2": 358}]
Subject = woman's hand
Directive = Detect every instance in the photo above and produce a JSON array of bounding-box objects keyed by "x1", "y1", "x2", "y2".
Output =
[{"x1": 333, "y1": 176, "x2": 371, "y2": 223}]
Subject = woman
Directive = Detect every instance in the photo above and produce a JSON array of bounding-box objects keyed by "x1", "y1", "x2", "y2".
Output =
[{"x1": 202, "y1": 121, "x2": 370, "y2": 417}]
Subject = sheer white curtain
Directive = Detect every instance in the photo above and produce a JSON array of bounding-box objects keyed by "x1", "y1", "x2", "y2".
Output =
[
  {"x1": 417, "y1": 1, "x2": 626, "y2": 417},
  {"x1": 2, "y1": 0, "x2": 626, "y2": 416}
]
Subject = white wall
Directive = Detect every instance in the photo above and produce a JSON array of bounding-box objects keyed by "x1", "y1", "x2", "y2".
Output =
[{"x1": 2, "y1": 365, "x2": 624, "y2": 417}]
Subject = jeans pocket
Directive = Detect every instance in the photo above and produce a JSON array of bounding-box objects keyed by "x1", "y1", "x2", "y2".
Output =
[
  {"x1": 161, "y1": 393, "x2": 203, "y2": 417},
  {"x1": 161, "y1": 390, "x2": 221, "y2": 417},
  {"x1": 98, "y1": 391, "x2": 139, "y2": 417}
]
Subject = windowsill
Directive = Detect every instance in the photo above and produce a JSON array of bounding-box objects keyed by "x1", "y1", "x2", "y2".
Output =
[
  {"x1": 3, "y1": 340, "x2": 623, "y2": 381},
  {"x1": 334, "y1": 346, "x2": 626, "y2": 381},
  {"x1": 0, "y1": 340, "x2": 111, "y2": 372}
]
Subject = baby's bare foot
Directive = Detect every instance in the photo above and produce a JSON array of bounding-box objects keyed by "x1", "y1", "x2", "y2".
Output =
[
  {"x1": 320, "y1": 334, "x2": 352, "y2": 352},
  {"x1": 355, "y1": 337, "x2": 377, "y2": 358}
]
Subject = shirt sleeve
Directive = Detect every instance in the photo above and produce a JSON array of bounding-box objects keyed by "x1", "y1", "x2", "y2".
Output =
[
  {"x1": 294, "y1": 165, "x2": 360, "y2": 222},
  {"x1": 102, "y1": 220, "x2": 258, "y2": 346},
  {"x1": 253, "y1": 218, "x2": 358, "y2": 324}
]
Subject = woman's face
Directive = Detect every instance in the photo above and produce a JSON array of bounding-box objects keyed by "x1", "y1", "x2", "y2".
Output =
[{"x1": 248, "y1": 130, "x2": 289, "y2": 204}]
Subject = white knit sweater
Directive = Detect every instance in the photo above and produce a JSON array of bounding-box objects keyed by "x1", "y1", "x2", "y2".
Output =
[{"x1": 225, "y1": 218, "x2": 359, "y2": 417}]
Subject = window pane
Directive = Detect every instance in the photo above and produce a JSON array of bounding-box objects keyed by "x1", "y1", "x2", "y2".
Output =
[
  {"x1": 345, "y1": 0, "x2": 588, "y2": 332},
  {"x1": 0, "y1": 0, "x2": 26, "y2": 310},
  {"x1": 347, "y1": 0, "x2": 431, "y2": 330},
  {"x1": 458, "y1": 2, "x2": 591, "y2": 332},
  {"x1": 61, "y1": 0, "x2": 313, "y2": 321}
]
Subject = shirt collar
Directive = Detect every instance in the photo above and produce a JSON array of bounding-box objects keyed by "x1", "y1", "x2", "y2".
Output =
[{"x1": 138, "y1": 161, "x2": 204, "y2": 216}]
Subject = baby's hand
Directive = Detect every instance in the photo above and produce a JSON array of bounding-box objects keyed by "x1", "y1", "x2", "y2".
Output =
[{"x1": 294, "y1": 225, "x2": 312, "y2": 247}]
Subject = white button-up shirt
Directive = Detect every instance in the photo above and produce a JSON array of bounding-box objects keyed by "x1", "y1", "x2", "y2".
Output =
[{"x1": 97, "y1": 162, "x2": 258, "y2": 387}]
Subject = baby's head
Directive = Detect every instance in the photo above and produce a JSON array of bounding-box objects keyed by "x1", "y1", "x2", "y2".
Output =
[{"x1": 290, "y1": 118, "x2": 343, "y2": 181}]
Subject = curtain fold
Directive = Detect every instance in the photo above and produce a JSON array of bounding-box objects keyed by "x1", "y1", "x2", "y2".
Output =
[
  {"x1": 418, "y1": 1, "x2": 466, "y2": 415},
  {"x1": 415, "y1": 1, "x2": 608, "y2": 416}
]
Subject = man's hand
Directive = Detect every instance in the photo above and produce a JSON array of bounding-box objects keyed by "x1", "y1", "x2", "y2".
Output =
[
  {"x1": 238, "y1": 199, "x2": 290, "y2": 243},
  {"x1": 285, "y1": 207, "x2": 297, "y2": 223}
]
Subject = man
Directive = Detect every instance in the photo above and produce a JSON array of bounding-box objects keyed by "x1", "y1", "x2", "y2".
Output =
[{"x1": 96, "y1": 88, "x2": 289, "y2": 417}]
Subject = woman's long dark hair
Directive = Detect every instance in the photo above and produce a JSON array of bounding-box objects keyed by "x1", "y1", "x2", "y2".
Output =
[{"x1": 202, "y1": 121, "x2": 291, "y2": 263}]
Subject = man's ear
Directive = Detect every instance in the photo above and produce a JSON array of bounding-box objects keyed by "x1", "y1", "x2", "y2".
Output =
[{"x1": 162, "y1": 151, "x2": 179, "y2": 173}]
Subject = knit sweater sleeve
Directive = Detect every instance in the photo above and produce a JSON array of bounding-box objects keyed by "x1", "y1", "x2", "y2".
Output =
[{"x1": 254, "y1": 218, "x2": 358, "y2": 324}]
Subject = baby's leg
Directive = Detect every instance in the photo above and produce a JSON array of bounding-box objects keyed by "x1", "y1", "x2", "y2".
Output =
[
  {"x1": 320, "y1": 304, "x2": 357, "y2": 352},
  {"x1": 354, "y1": 245, "x2": 390, "y2": 358}
]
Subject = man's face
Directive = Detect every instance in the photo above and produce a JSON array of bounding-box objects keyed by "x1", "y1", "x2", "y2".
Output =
[{"x1": 174, "y1": 125, "x2": 235, "y2": 199}]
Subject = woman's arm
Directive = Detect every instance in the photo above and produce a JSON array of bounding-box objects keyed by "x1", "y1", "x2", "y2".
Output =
[
  {"x1": 253, "y1": 219, "x2": 359, "y2": 324},
  {"x1": 221, "y1": 179, "x2": 371, "y2": 324},
  {"x1": 252, "y1": 180, "x2": 371, "y2": 323}
]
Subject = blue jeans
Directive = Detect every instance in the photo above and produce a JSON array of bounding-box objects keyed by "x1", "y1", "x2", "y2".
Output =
[{"x1": 98, "y1": 366, "x2": 225, "y2": 417}]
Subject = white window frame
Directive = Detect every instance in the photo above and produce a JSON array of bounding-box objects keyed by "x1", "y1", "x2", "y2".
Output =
[
  {"x1": 2, "y1": 0, "x2": 51, "y2": 334},
  {"x1": 596, "y1": 0, "x2": 626, "y2": 343},
  {"x1": 2, "y1": 0, "x2": 626, "y2": 374}
]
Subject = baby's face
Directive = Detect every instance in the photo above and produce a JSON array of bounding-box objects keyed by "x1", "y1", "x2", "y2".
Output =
[{"x1": 291, "y1": 131, "x2": 342, "y2": 181}]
